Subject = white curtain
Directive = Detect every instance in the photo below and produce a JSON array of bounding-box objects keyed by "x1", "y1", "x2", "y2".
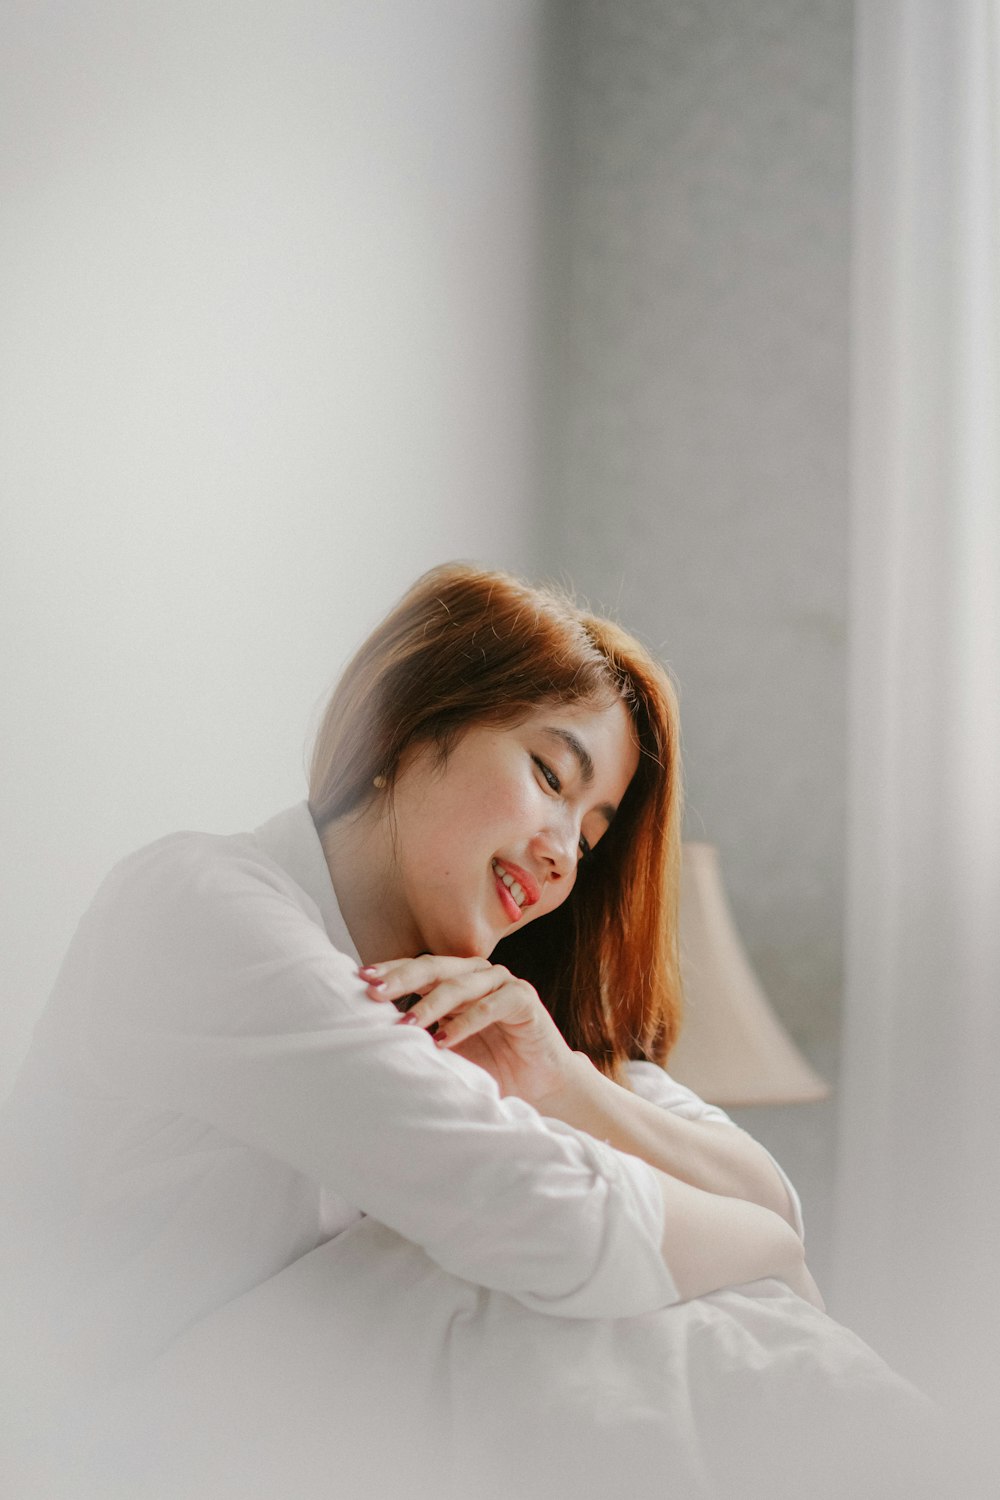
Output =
[{"x1": 833, "y1": 0, "x2": 1000, "y2": 1478}]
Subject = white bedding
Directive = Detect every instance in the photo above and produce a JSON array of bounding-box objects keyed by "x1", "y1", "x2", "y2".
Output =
[{"x1": 42, "y1": 1216, "x2": 963, "y2": 1500}]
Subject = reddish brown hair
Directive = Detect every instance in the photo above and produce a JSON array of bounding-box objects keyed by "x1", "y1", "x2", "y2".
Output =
[{"x1": 308, "y1": 562, "x2": 684, "y2": 1083}]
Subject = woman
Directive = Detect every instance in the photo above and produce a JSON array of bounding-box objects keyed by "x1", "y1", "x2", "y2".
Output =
[{"x1": 0, "y1": 564, "x2": 955, "y2": 1499}]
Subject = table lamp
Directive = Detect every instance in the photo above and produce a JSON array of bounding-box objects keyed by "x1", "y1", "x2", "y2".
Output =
[{"x1": 666, "y1": 842, "x2": 831, "y2": 1106}]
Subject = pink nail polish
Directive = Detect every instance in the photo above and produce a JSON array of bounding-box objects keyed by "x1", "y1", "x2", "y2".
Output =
[
  {"x1": 357, "y1": 965, "x2": 380, "y2": 977},
  {"x1": 434, "y1": 1030, "x2": 449, "y2": 1047},
  {"x1": 366, "y1": 979, "x2": 386, "y2": 991},
  {"x1": 399, "y1": 1013, "x2": 420, "y2": 1026}
]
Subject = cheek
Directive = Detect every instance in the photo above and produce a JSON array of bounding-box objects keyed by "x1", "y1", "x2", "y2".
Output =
[
  {"x1": 476, "y1": 776, "x2": 536, "y2": 829},
  {"x1": 419, "y1": 758, "x2": 538, "y2": 858}
]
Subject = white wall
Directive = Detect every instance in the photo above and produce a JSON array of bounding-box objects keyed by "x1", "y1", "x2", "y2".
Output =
[{"x1": 0, "y1": 0, "x2": 546, "y2": 1093}]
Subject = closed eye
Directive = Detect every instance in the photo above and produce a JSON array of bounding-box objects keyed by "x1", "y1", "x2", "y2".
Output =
[
  {"x1": 533, "y1": 755, "x2": 595, "y2": 862},
  {"x1": 531, "y1": 754, "x2": 561, "y2": 794}
]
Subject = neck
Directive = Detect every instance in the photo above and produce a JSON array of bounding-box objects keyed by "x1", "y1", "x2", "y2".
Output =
[{"x1": 319, "y1": 801, "x2": 421, "y2": 966}]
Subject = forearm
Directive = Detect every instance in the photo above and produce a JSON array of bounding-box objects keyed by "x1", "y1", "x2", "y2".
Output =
[
  {"x1": 649, "y1": 1163, "x2": 812, "y2": 1302},
  {"x1": 539, "y1": 1052, "x2": 799, "y2": 1229}
]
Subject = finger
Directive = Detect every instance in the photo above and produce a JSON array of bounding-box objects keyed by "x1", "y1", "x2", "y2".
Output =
[
  {"x1": 357, "y1": 958, "x2": 416, "y2": 987},
  {"x1": 356, "y1": 960, "x2": 424, "y2": 1006},
  {"x1": 433, "y1": 980, "x2": 530, "y2": 1049},
  {"x1": 358, "y1": 954, "x2": 491, "y2": 1003},
  {"x1": 398, "y1": 968, "x2": 511, "y2": 1033},
  {"x1": 356, "y1": 965, "x2": 392, "y2": 999}
]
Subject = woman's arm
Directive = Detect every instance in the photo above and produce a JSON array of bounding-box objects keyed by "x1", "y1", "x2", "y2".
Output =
[
  {"x1": 649, "y1": 1165, "x2": 822, "y2": 1306},
  {"x1": 537, "y1": 1052, "x2": 800, "y2": 1229},
  {"x1": 542, "y1": 1058, "x2": 821, "y2": 1304},
  {"x1": 355, "y1": 955, "x2": 818, "y2": 1307},
  {"x1": 84, "y1": 839, "x2": 682, "y2": 1322},
  {"x1": 362, "y1": 958, "x2": 802, "y2": 1234}
]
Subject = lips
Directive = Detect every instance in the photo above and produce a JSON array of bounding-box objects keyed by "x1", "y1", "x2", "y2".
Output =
[{"x1": 491, "y1": 857, "x2": 541, "y2": 924}]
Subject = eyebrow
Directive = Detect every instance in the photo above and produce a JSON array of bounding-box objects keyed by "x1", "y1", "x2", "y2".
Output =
[{"x1": 540, "y1": 727, "x2": 618, "y2": 825}]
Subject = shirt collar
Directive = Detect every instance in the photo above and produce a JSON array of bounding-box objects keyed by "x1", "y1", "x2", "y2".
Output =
[{"x1": 251, "y1": 802, "x2": 361, "y2": 963}]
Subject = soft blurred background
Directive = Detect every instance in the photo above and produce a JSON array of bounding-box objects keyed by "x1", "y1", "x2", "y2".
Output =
[{"x1": 2, "y1": 0, "x2": 996, "y2": 1476}]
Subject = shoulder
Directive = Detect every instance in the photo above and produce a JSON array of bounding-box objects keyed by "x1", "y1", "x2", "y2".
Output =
[
  {"x1": 81, "y1": 825, "x2": 361, "y2": 1036},
  {"x1": 85, "y1": 823, "x2": 344, "y2": 997},
  {"x1": 95, "y1": 825, "x2": 324, "y2": 933}
]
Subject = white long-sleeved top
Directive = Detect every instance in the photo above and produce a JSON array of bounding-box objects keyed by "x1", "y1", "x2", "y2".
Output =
[{"x1": 0, "y1": 802, "x2": 803, "y2": 1392}]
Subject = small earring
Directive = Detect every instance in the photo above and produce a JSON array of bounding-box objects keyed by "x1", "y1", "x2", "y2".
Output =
[{"x1": 373, "y1": 774, "x2": 387, "y2": 790}]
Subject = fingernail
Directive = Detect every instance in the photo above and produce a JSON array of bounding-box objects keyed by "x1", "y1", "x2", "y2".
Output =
[
  {"x1": 434, "y1": 1030, "x2": 449, "y2": 1047},
  {"x1": 366, "y1": 979, "x2": 386, "y2": 991},
  {"x1": 398, "y1": 1013, "x2": 420, "y2": 1026},
  {"x1": 357, "y1": 965, "x2": 380, "y2": 978}
]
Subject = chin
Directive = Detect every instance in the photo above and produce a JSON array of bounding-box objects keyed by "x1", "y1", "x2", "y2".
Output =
[
  {"x1": 418, "y1": 918, "x2": 486, "y2": 960},
  {"x1": 441, "y1": 919, "x2": 496, "y2": 960},
  {"x1": 422, "y1": 891, "x2": 509, "y2": 958},
  {"x1": 454, "y1": 934, "x2": 493, "y2": 960}
]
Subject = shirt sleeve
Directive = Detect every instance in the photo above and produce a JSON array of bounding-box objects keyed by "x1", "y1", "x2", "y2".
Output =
[
  {"x1": 81, "y1": 835, "x2": 681, "y2": 1320},
  {"x1": 623, "y1": 1059, "x2": 807, "y2": 1241}
]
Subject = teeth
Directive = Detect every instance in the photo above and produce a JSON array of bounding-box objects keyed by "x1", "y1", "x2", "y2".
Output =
[{"x1": 492, "y1": 860, "x2": 528, "y2": 909}]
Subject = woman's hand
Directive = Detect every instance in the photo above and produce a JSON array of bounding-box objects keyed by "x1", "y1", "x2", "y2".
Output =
[{"x1": 358, "y1": 956, "x2": 578, "y2": 1108}]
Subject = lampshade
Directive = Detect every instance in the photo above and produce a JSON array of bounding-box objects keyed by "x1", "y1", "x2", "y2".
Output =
[{"x1": 666, "y1": 842, "x2": 831, "y2": 1107}]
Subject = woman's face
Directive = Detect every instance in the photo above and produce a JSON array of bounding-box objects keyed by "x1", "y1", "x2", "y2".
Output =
[{"x1": 385, "y1": 697, "x2": 640, "y2": 959}]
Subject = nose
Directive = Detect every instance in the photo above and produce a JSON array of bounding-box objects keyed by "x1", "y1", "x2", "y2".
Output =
[{"x1": 530, "y1": 816, "x2": 578, "y2": 886}]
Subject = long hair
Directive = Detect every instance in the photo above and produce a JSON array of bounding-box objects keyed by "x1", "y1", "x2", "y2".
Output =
[{"x1": 308, "y1": 562, "x2": 684, "y2": 1084}]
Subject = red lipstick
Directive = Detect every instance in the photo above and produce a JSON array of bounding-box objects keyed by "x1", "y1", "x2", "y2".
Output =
[
  {"x1": 495, "y1": 859, "x2": 540, "y2": 906},
  {"x1": 491, "y1": 857, "x2": 541, "y2": 924}
]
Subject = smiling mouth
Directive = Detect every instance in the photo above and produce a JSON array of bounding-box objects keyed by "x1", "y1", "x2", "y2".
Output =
[{"x1": 491, "y1": 858, "x2": 533, "y2": 922}]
